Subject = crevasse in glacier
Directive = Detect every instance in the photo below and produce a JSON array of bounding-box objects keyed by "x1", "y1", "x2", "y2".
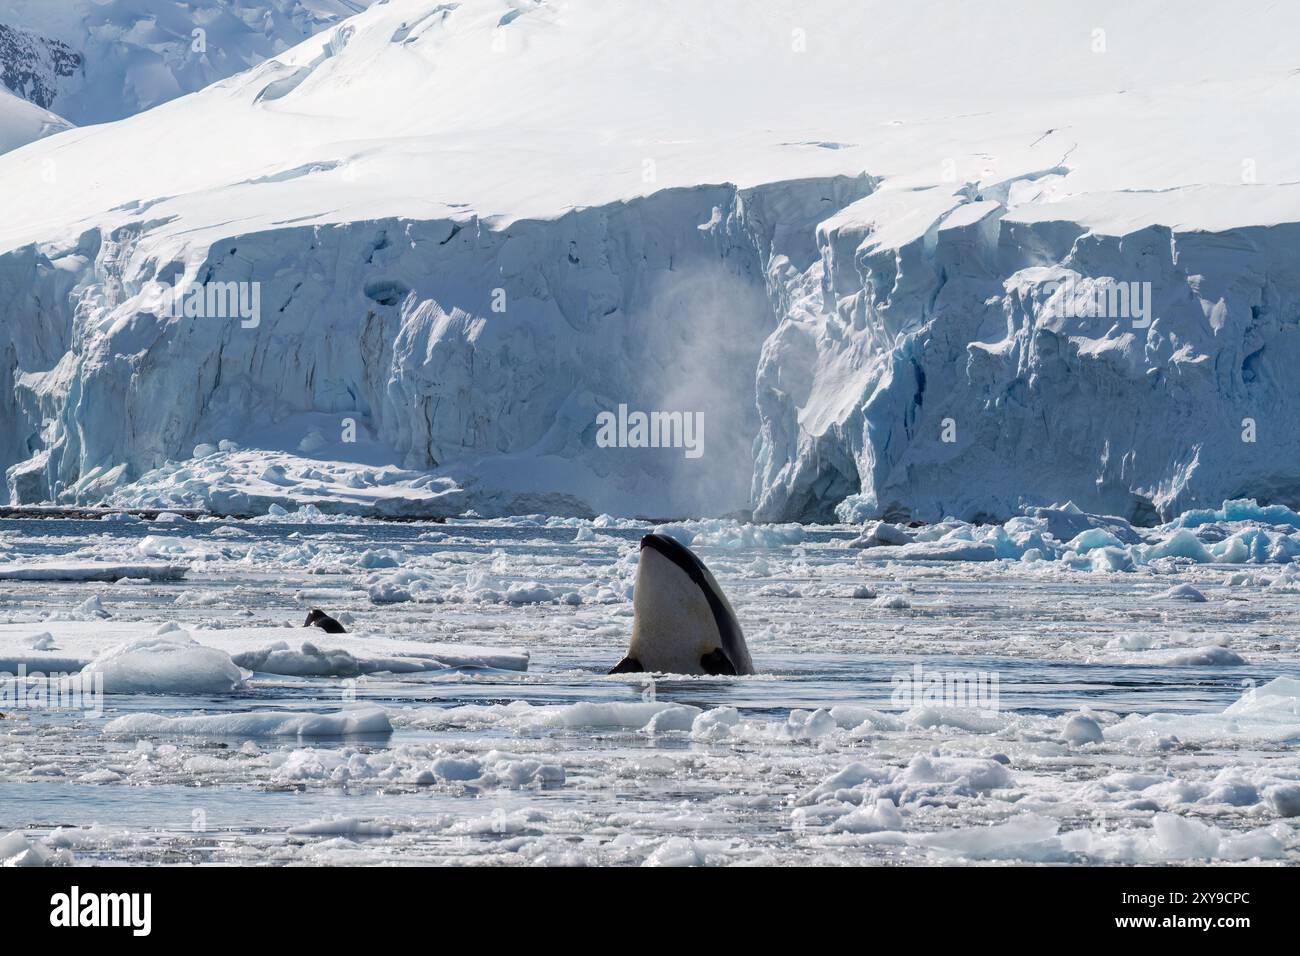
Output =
[
  {"x1": 2, "y1": 176, "x2": 873, "y2": 518},
  {"x1": 754, "y1": 181, "x2": 1300, "y2": 524}
]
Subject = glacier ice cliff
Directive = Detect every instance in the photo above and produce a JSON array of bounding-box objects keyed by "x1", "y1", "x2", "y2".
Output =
[
  {"x1": 753, "y1": 182, "x2": 1300, "y2": 524},
  {"x1": 6, "y1": 170, "x2": 1299, "y2": 524},
  {"x1": 0, "y1": 176, "x2": 874, "y2": 518}
]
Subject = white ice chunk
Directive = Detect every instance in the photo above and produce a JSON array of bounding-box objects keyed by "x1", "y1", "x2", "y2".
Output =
[
  {"x1": 1063, "y1": 713, "x2": 1104, "y2": 745},
  {"x1": 0, "y1": 562, "x2": 186, "y2": 582},
  {"x1": 104, "y1": 706, "x2": 392, "y2": 737},
  {"x1": 78, "y1": 631, "x2": 245, "y2": 695}
]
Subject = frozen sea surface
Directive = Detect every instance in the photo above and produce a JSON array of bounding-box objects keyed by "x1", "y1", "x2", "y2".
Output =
[{"x1": 2, "y1": 514, "x2": 1299, "y2": 866}]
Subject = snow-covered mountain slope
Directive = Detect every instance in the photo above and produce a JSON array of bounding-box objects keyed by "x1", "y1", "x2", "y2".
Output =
[
  {"x1": 1, "y1": 0, "x2": 1299, "y2": 520},
  {"x1": 0, "y1": 0, "x2": 372, "y2": 126},
  {"x1": 0, "y1": 20, "x2": 80, "y2": 111},
  {"x1": 0, "y1": 81, "x2": 70, "y2": 152}
]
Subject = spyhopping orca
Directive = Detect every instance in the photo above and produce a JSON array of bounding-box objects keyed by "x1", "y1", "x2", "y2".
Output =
[
  {"x1": 304, "y1": 608, "x2": 346, "y2": 634},
  {"x1": 610, "y1": 533, "x2": 754, "y2": 676}
]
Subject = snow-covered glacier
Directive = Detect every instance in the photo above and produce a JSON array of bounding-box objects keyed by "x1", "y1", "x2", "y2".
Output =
[
  {"x1": 0, "y1": 0, "x2": 373, "y2": 129},
  {"x1": 0, "y1": 80, "x2": 69, "y2": 152},
  {"x1": 1, "y1": 0, "x2": 1299, "y2": 522}
]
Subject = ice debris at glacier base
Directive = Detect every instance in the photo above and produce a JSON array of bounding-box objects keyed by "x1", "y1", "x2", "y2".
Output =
[{"x1": 850, "y1": 498, "x2": 1300, "y2": 571}]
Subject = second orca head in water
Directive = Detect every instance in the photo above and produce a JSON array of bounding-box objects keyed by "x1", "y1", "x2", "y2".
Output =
[{"x1": 610, "y1": 533, "x2": 754, "y2": 676}]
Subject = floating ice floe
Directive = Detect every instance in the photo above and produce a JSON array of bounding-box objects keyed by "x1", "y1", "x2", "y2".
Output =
[
  {"x1": 1267, "y1": 785, "x2": 1300, "y2": 817},
  {"x1": 274, "y1": 746, "x2": 564, "y2": 789},
  {"x1": 229, "y1": 637, "x2": 525, "y2": 677},
  {"x1": 904, "y1": 812, "x2": 1290, "y2": 864},
  {"x1": 365, "y1": 566, "x2": 586, "y2": 607},
  {"x1": 136, "y1": 535, "x2": 233, "y2": 561},
  {"x1": 0, "y1": 622, "x2": 529, "y2": 685},
  {"x1": 848, "y1": 521, "x2": 914, "y2": 548},
  {"x1": 287, "y1": 818, "x2": 394, "y2": 838},
  {"x1": 42, "y1": 594, "x2": 115, "y2": 623},
  {"x1": 651, "y1": 519, "x2": 805, "y2": 550},
  {"x1": 0, "y1": 561, "x2": 187, "y2": 582},
  {"x1": 104, "y1": 706, "x2": 392, "y2": 737},
  {"x1": 395, "y1": 699, "x2": 703, "y2": 736},
  {"x1": 1152, "y1": 646, "x2": 1247, "y2": 666},
  {"x1": 0, "y1": 830, "x2": 74, "y2": 867},
  {"x1": 1063, "y1": 713, "x2": 1104, "y2": 745},
  {"x1": 77, "y1": 630, "x2": 247, "y2": 695},
  {"x1": 853, "y1": 498, "x2": 1300, "y2": 571},
  {"x1": 1105, "y1": 677, "x2": 1300, "y2": 746}
]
